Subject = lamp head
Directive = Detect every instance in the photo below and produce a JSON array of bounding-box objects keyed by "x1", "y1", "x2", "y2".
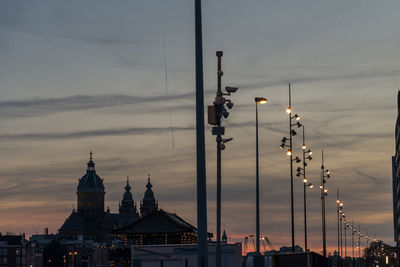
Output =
[
  {"x1": 225, "y1": 86, "x2": 238, "y2": 94},
  {"x1": 255, "y1": 97, "x2": 268, "y2": 104},
  {"x1": 286, "y1": 107, "x2": 292, "y2": 114}
]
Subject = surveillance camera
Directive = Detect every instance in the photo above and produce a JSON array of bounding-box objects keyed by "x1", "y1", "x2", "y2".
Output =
[
  {"x1": 226, "y1": 102, "x2": 234, "y2": 109},
  {"x1": 225, "y1": 86, "x2": 238, "y2": 93},
  {"x1": 222, "y1": 110, "x2": 229, "y2": 118}
]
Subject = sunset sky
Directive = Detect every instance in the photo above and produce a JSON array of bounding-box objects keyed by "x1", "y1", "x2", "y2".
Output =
[{"x1": 0, "y1": 0, "x2": 400, "y2": 255}]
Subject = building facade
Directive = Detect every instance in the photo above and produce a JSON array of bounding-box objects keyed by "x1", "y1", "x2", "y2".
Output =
[
  {"x1": 0, "y1": 234, "x2": 39, "y2": 267},
  {"x1": 59, "y1": 154, "x2": 140, "y2": 241}
]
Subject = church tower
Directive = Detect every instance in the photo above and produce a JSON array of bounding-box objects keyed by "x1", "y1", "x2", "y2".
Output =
[
  {"x1": 119, "y1": 177, "x2": 139, "y2": 217},
  {"x1": 140, "y1": 174, "x2": 158, "y2": 216},
  {"x1": 77, "y1": 152, "x2": 105, "y2": 215}
]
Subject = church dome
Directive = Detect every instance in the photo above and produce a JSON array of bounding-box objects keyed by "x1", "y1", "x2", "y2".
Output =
[{"x1": 77, "y1": 152, "x2": 105, "y2": 193}]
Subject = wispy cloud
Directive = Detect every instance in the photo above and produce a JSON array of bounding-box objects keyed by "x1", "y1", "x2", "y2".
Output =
[
  {"x1": 0, "y1": 93, "x2": 195, "y2": 119},
  {"x1": 0, "y1": 126, "x2": 194, "y2": 140}
]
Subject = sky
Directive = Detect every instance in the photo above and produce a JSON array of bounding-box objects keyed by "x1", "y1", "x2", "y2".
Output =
[{"x1": 0, "y1": 0, "x2": 399, "y2": 255}]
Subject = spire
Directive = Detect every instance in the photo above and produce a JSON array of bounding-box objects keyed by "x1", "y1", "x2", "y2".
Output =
[
  {"x1": 119, "y1": 176, "x2": 138, "y2": 217},
  {"x1": 222, "y1": 230, "x2": 227, "y2": 243},
  {"x1": 146, "y1": 174, "x2": 152, "y2": 190},
  {"x1": 125, "y1": 176, "x2": 131, "y2": 191},
  {"x1": 140, "y1": 174, "x2": 158, "y2": 216},
  {"x1": 87, "y1": 151, "x2": 95, "y2": 171}
]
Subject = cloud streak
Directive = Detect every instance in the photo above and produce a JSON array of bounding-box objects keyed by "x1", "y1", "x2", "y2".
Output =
[{"x1": 0, "y1": 126, "x2": 194, "y2": 140}]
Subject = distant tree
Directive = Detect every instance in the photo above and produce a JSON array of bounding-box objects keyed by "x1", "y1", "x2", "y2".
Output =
[
  {"x1": 42, "y1": 239, "x2": 66, "y2": 267},
  {"x1": 363, "y1": 240, "x2": 398, "y2": 267}
]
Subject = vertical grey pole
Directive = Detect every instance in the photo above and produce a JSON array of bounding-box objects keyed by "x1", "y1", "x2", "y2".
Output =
[
  {"x1": 216, "y1": 52, "x2": 222, "y2": 267},
  {"x1": 321, "y1": 150, "x2": 327, "y2": 257},
  {"x1": 352, "y1": 221, "x2": 354, "y2": 262},
  {"x1": 256, "y1": 101, "x2": 260, "y2": 254},
  {"x1": 344, "y1": 222, "x2": 347, "y2": 258},
  {"x1": 340, "y1": 210, "x2": 343, "y2": 265},
  {"x1": 194, "y1": 0, "x2": 208, "y2": 266},
  {"x1": 337, "y1": 189, "x2": 340, "y2": 267},
  {"x1": 303, "y1": 126, "x2": 307, "y2": 251},
  {"x1": 289, "y1": 84, "x2": 295, "y2": 252}
]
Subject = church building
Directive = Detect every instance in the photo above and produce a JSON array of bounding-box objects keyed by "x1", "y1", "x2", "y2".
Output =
[{"x1": 59, "y1": 154, "x2": 198, "y2": 245}]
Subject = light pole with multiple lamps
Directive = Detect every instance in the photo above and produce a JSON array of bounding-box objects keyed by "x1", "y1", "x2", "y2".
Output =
[
  {"x1": 208, "y1": 51, "x2": 238, "y2": 267},
  {"x1": 296, "y1": 126, "x2": 313, "y2": 251},
  {"x1": 280, "y1": 83, "x2": 302, "y2": 252},
  {"x1": 320, "y1": 150, "x2": 330, "y2": 257},
  {"x1": 255, "y1": 97, "x2": 268, "y2": 257},
  {"x1": 337, "y1": 190, "x2": 342, "y2": 265}
]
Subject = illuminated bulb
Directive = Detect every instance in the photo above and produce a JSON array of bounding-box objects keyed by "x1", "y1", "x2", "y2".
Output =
[
  {"x1": 303, "y1": 178, "x2": 308, "y2": 183},
  {"x1": 336, "y1": 200, "x2": 340, "y2": 203},
  {"x1": 302, "y1": 144, "x2": 306, "y2": 150},
  {"x1": 324, "y1": 189, "x2": 328, "y2": 193},
  {"x1": 287, "y1": 150, "x2": 292, "y2": 156},
  {"x1": 340, "y1": 203, "x2": 343, "y2": 207},
  {"x1": 286, "y1": 107, "x2": 292, "y2": 114},
  {"x1": 319, "y1": 185, "x2": 323, "y2": 189},
  {"x1": 309, "y1": 184, "x2": 314, "y2": 189}
]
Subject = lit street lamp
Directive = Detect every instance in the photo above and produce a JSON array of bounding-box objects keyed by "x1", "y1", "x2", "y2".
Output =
[
  {"x1": 280, "y1": 83, "x2": 302, "y2": 252},
  {"x1": 255, "y1": 97, "x2": 268, "y2": 255},
  {"x1": 337, "y1": 191, "x2": 342, "y2": 266},
  {"x1": 296, "y1": 126, "x2": 313, "y2": 251},
  {"x1": 208, "y1": 51, "x2": 238, "y2": 267},
  {"x1": 320, "y1": 150, "x2": 331, "y2": 257}
]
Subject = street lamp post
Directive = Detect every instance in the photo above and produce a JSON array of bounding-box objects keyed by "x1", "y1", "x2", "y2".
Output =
[
  {"x1": 296, "y1": 127, "x2": 312, "y2": 251},
  {"x1": 194, "y1": 0, "x2": 208, "y2": 266},
  {"x1": 320, "y1": 150, "x2": 330, "y2": 257},
  {"x1": 340, "y1": 211, "x2": 343, "y2": 262},
  {"x1": 351, "y1": 222, "x2": 355, "y2": 263},
  {"x1": 336, "y1": 191, "x2": 342, "y2": 266},
  {"x1": 280, "y1": 83, "x2": 302, "y2": 252},
  {"x1": 208, "y1": 51, "x2": 238, "y2": 267},
  {"x1": 255, "y1": 97, "x2": 268, "y2": 256},
  {"x1": 344, "y1": 221, "x2": 348, "y2": 259}
]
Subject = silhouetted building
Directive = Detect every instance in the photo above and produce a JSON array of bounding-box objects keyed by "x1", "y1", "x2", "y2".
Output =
[
  {"x1": 114, "y1": 209, "x2": 197, "y2": 246},
  {"x1": 140, "y1": 175, "x2": 158, "y2": 216},
  {"x1": 58, "y1": 153, "x2": 199, "y2": 247},
  {"x1": 59, "y1": 154, "x2": 139, "y2": 241},
  {"x1": 393, "y1": 91, "x2": 400, "y2": 253},
  {"x1": 0, "y1": 233, "x2": 38, "y2": 267}
]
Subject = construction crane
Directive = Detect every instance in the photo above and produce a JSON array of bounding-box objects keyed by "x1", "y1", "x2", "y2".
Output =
[
  {"x1": 243, "y1": 235, "x2": 256, "y2": 253},
  {"x1": 261, "y1": 235, "x2": 275, "y2": 252}
]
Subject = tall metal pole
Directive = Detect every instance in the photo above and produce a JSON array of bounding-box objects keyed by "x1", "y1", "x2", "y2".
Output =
[
  {"x1": 255, "y1": 101, "x2": 261, "y2": 254},
  {"x1": 352, "y1": 221, "x2": 355, "y2": 262},
  {"x1": 321, "y1": 150, "x2": 327, "y2": 257},
  {"x1": 358, "y1": 225, "x2": 361, "y2": 264},
  {"x1": 215, "y1": 52, "x2": 223, "y2": 267},
  {"x1": 340, "y1": 213, "x2": 343, "y2": 264},
  {"x1": 289, "y1": 84, "x2": 295, "y2": 252},
  {"x1": 344, "y1": 221, "x2": 347, "y2": 259},
  {"x1": 195, "y1": 0, "x2": 208, "y2": 266},
  {"x1": 303, "y1": 126, "x2": 308, "y2": 251},
  {"x1": 337, "y1": 189, "x2": 340, "y2": 266}
]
